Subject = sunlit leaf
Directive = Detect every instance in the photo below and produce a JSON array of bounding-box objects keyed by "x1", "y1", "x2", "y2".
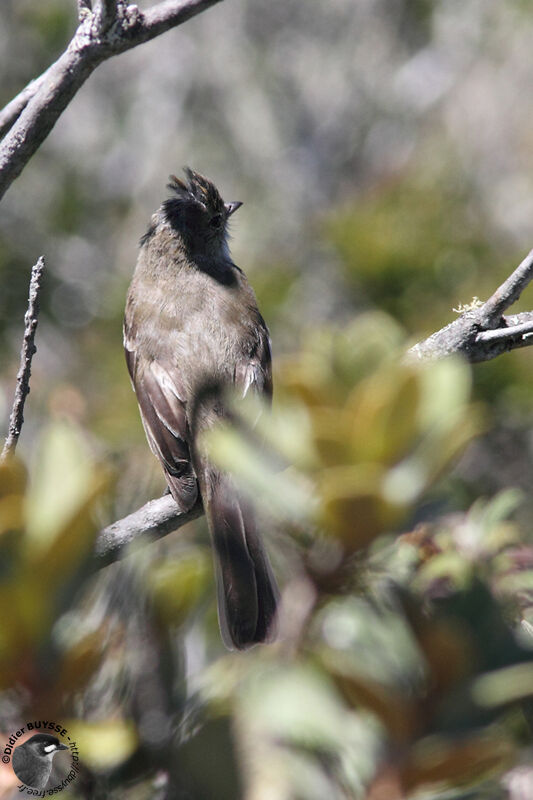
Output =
[
  {"x1": 63, "y1": 719, "x2": 138, "y2": 771},
  {"x1": 205, "y1": 425, "x2": 312, "y2": 523},
  {"x1": 472, "y1": 663, "x2": 533, "y2": 708},
  {"x1": 345, "y1": 365, "x2": 420, "y2": 465},
  {"x1": 25, "y1": 423, "x2": 102, "y2": 550}
]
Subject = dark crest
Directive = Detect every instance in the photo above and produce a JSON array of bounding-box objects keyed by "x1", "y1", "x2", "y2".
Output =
[{"x1": 167, "y1": 168, "x2": 225, "y2": 215}]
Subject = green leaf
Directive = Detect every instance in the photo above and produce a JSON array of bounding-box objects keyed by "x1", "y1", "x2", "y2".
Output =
[
  {"x1": 63, "y1": 719, "x2": 138, "y2": 771},
  {"x1": 25, "y1": 424, "x2": 94, "y2": 547}
]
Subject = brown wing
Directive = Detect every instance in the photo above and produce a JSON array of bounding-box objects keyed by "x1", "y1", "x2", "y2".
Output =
[
  {"x1": 234, "y1": 319, "x2": 273, "y2": 404},
  {"x1": 124, "y1": 334, "x2": 198, "y2": 512}
]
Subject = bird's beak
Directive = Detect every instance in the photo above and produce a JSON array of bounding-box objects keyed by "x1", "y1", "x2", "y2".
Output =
[
  {"x1": 225, "y1": 201, "x2": 243, "y2": 217},
  {"x1": 57, "y1": 743, "x2": 68, "y2": 751}
]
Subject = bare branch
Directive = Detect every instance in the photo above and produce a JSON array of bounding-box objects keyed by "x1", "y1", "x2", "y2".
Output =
[
  {"x1": 92, "y1": 0, "x2": 118, "y2": 33},
  {"x1": 410, "y1": 248, "x2": 533, "y2": 363},
  {"x1": 0, "y1": 0, "x2": 223, "y2": 202},
  {"x1": 94, "y1": 494, "x2": 204, "y2": 567},
  {"x1": 77, "y1": 0, "x2": 92, "y2": 21},
  {"x1": 1, "y1": 256, "x2": 45, "y2": 462},
  {"x1": 0, "y1": 69, "x2": 52, "y2": 142},
  {"x1": 475, "y1": 317, "x2": 533, "y2": 344},
  {"x1": 141, "y1": 0, "x2": 223, "y2": 36},
  {"x1": 477, "y1": 247, "x2": 533, "y2": 327}
]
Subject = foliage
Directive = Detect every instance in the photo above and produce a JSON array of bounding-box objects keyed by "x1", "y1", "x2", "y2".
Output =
[
  {"x1": 2, "y1": 317, "x2": 533, "y2": 797},
  {"x1": 204, "y1": 313, "x2": 533, "y2": 798}
]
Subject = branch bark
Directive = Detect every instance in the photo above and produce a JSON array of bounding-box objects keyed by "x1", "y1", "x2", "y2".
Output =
[
  {"x1": 94, "y1": 494, "x2": 203, "y2": 567},
  {"x1": 0, "y1": 0, "x2": 223, "y2": 201},
  {"x1": 92, "y1": 0, "x2": 119, "y2": 33},
  {"x1": 0, "y1": 68, "x2": 52, "y2": 142},
  {"x1": 1, "y1": 256, "x2": 45, "y2": 462},
  {"x1": 410, "y1": 247, "x2": 533, "y2": 363}
]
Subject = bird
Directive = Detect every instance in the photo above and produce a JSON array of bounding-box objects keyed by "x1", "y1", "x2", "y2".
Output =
[
  {"x1": 12, "y1": 733, "x2": 68, "y2": 789},
  {"x1": 124, "y1": 167, "x2": 279, "y2": 649}
]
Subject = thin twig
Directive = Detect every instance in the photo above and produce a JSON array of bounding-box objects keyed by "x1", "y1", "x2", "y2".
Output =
[
  {"x1": 94, "y1": 494, "x2": 203, "y2": 567},
  {"x1": 477, "y1": 247, "x2": 533, "y2": 327},
  {"x1": 475, "y1": 318, "x2": 533, "y2": 344},
  {"x1": 0, "y1": 0, "x2": 223, "y2": 202},
  {"x1": 1, "y1": 256, "x2": 45, "y2": 462}
]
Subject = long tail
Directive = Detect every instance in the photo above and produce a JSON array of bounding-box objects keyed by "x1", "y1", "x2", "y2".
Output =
[{"x1": 201, "y1": 465, "x2": 279, "y2": 649}]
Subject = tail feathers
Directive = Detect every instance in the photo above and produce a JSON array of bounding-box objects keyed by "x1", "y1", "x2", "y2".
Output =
[{"x1": 206, "y1": 472, "x2": 278, "y2": 650}]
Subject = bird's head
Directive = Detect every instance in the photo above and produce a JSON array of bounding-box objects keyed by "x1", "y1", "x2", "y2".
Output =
[
  {"x1": 159, "y1": 167, "x2": 242, "y2": 256},
  {"x1": 22, "y1": 734, "x2": 68, "y2": 759}
]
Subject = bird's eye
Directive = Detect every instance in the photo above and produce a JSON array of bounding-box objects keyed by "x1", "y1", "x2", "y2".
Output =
[{"x1": 209, "y1": 214, "x2": 222, "y2": 228}]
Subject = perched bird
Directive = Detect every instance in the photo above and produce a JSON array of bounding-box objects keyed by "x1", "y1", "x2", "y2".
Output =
[
  {"x1": 12, "y1": 734, "x2": 68, "y2": 789},
  {"x1": 124, "y1": 168, "x2": 278, "y2": 649}
]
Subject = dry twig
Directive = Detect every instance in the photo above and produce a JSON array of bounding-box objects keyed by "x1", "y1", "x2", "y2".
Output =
[{"x1": 1, "y1": 256, "x2": 45, "y2": 462}]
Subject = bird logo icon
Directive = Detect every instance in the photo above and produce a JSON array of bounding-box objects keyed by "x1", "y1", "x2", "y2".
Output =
[{"x1": 12, "y1": 733, "x2": 68, "y2": 789}]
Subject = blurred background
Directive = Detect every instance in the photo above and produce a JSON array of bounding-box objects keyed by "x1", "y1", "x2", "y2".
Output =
[{"x1": 2, "y1": 0, "x2": 533, "y2": 797}]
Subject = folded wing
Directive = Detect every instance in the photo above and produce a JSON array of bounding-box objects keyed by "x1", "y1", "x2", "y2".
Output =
[{"x1": 124, "y1": 340, "x2": 198, "y2": 511}]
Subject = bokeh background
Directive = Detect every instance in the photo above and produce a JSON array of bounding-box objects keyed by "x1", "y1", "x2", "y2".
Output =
[{"x1": 2, "y1": 1, "x2": 533, "y2": 798}]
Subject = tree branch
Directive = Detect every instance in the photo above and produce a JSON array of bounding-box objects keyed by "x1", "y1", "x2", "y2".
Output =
[
  {"x1": 410, "y1": 247, "x2": 533, "y2": 363},
  {"x1": 477, "y1": 247, "x2": 533, "y2": 327},
  {"x1": 0, "y1": 67, "x2": 54, "y2": 142},
  {"x1": 92, "y1": 0, "x2": 118, "y2": 33},
  {"x1": 0, "y1": 0, "x2": 223, "y2": 201},
  {"x1": 77, "y1": 0, "x2": 92, "y2": 21},
  {"x1": 94, "y1": 494, "x2": 203, "y2": 567},
  {"x1": 141, "y1": 0, "x2": 223, "y2": 35},
  {"x1": 1, "y1": 256, "x2": 45, "y2": 462}
]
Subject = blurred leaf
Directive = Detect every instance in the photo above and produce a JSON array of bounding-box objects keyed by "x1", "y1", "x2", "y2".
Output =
[
  {"x1": 57, "y1": 629, "x2": 108, "y2": 694},
  {"x1": 0, "y1": 494, "x2": 24, "y2": 536},
  {"x1": 30, "y1": 465, "x2": 109, "y2": 586},
  {"x1": 148, "y1": 552, "x2": 210, "y2": 626},
  {"x1": 25, "y1": 422, "x2": 106, "y2": 550},
  {"x1": 0, "y1": 457, "x2": 27, "y2": 498},
  {"x1": 239, "y1": 661, "x2": 380, "y2": 798},
  {"x1": 469, "y1": 490, "x2": 523, "y2": 538},
  {"x1": 344, "y1": 365, "x2": 421, "y2": 466},
  {"x1": 205, "y1": 423, "x2": 312, "y2": 523},
  {"x1": 418, "y1": 356, "x2": 472, "y2": 431},
  {"x1": 472, "y1": 663, "x2": 533, "y2": 708},
  {"x1": 318, "y1": 464, "x2": 402, "y2": 550},
  {"x1": 178, "y1": 715, "x2": 244, "y2": 800},
  {"x1": 322, "y1": 652, "x2": 416, "y2": 743},
  {"x1": 403, "y1": 733, "x2": 513, "y2": 791},
  {"x1": 64, "y1": 719, "x2": 138, "y2": 771},
  {"x1": 0, "y1": 458, "x2": 26, "y2": 536},
  {"x1": 241, "y1": 662, "x2": 349, "y2": 748},
  {"x1": 416, "y1": 617, "x2": 476, "y2": 693},
  {"x1": 415, "y1": 551, "x2": 474, "y2": 594}
]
